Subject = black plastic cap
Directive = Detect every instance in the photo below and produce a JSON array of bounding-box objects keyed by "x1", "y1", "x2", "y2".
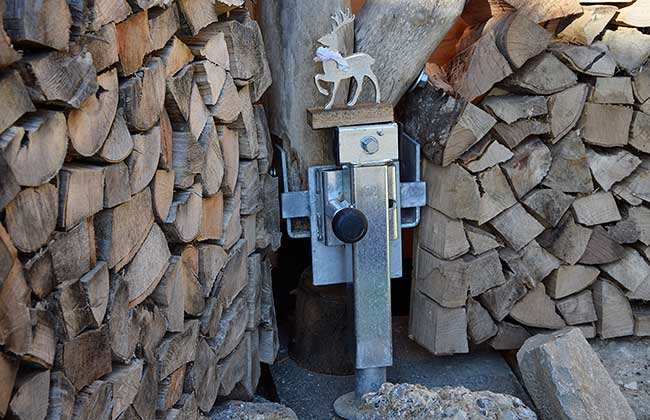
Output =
[{"x1": 332, "y1": 208, "x2": 368, "y2": 244}]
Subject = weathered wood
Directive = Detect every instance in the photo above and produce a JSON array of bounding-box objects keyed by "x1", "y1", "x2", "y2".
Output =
[
  {"x1": 103, "y1": 163, "x2": 131, "y2": 208},
  {"x1": 55, "y1": 277, "x2": 98, "y2": 339},
  {"x1": 523, "y1": 189, "x2": 574, "y2": 229},
  {"x1": 1, "y1": 110, "x2": 67, "y2": 187},
  {"x1": 3, "y1": 0, "x2": 70, "y2": 49},
  {"x1": 591, "y1": 77, "x2": 635, "y2": 104},
  {"x1": 23, "y1": 249, "x2": 53, "y2": 300},
  {"x1": 58, "y1": 164, "x2": 105, "y2": 230},
  {"x1": 128, "y1": 125, "x2": 161, "y2": 195},
  {"x1": 156, "y1": 37, "x2": 193, "y2": 79},
  {"x1": 157, "y1": 319, "x2": 199, "y2": 379},
  {"x1": 176, "y1": 245, "x2": 204, "y2": 317},
  {"x1": 0, "y1": 2, "x2": 19, "y2": 68},
  {"x1": 601, "y1": 248, "x2": 650, "y2": 293},
  {"x1": 151, "y1": 256, "x2": 184, "y2": 333},
  {"x1": 415, "y1": 247, "x2": 468, "y2": 309},
  {"x1": 22, "y1": 306, "x2": 54, "y2": 369},
  {"x1": 482, "y1": 94, "x2": 547, "y2": 124},
  {"x1": 171, "y1": 129, "x2": 206, "y2": 189},
  {"x1": 478, "y1": 272, "x2": 528, "y2": 321},
  {"x1": 488, "y1": 321, "x2": 530, "y2": 351},
  {"x1": 419, "y1": 206, "x2": 469, "y2": 260},
  {"x1": 490, "y1": 203, "x2": 545, "y2": 252},
  {"x1": 115, "y1": 10, "x2": 153, "y2": 76},
  {"x1": 0, "y1": 224, "x2": 16, "y2": 288},
  {"x1": 123, "y1": 223, "x2": 170, "y2": 308},
  {"x1": 556, "y1": 290, "x2": 597, "y2": 326},
  {"x1": 84, "y1": 23, "x2": 119, "y2": 72},
  {"x1": 119, "y1": 57, "x2": 166, "y2": 132},
  {"x1": 157, "y1": 365, "x2": 185, "y2": 411},
  {"x1": 187, "y1": 339, "x2": 219, "y2": 412},
  {"x1": 177, "y1": 0, "x2": 218, "y2": 35},
  {"x1": 8, "y1": 369, "x2": 50, "y2": 420},
  {"x1": 504, "y1": 0, "x2": 581, "y2": 23},
  {"x1": 557, "y1": 5, "x2": 617, "y2": 46},
  {"x1": 218, "y1": 125, "x2": 240, "y2": 197},
  {"x1": 105, "y1": 274, "x2": 137, "y2": 363},
  {"x1": 159, "y1": 108, "x2": 173, "y2": 171},
  {"x1": 601, "y1": 28, "x2": 650, "y2": 74},
  {"x1": 423, "y1": 160, "x2": 480, "y2": 221},
  {"x1": 148, "y1": 4, "x2": 180, "y2": 51},
  {"x1": 198, "y1": 244, "x2": 227, "y2": 298},
  {"x1": 45, "y1": 371, "x2": 74, "y2": 420},
  {"x1": 607, "y1": 206, "x2": 650, "y2": 246},
  {"x1": 0, "y1": 263, "x2": 31, "y2": 355},
  {"x1": 4, "y1": 183, "x2": 57, "y2": 253},
  {"x1": 197, "y1": 192, "x2": 224, "y2": 242},
  {"x1": 464, "y1": 140, "x2": 513, "y2": 173},
  {"x1": 80, "y1": 262, "x2": 109, "y2": 326},
  {"x1": 630, "y1": 111, "x2": 650, "y2": 154},
  {"x1": 493, "y1": 119, "x2": 550, "y2": 149},
  {"x1": 488, "y1": 12, "x2": 552, "y2": 69},
  {"x1": 499, "y1": 240, "x2": 560, "y2": 285},
  {"x1": 442, "y1": 103, "x2": 495, "y2": 166},
  {"x1": 0, "y1": 71, "x2": 33, "y2": 136},
  {"x1": 68, "y1": 69, "x2": 119, "y2": 157},
  {"x1": 163, "y1": 183, "x2": 203, "y2": 243},
  {"x1": 71, "y1": 380, "x2": 112, "y2": 420},
  {"x1": 86, "y1": 0, "x2": 131, "y2": 31},
  {"x1": 551, "y1": 43, "x2": 617, "y2": 77},
  {"x1": 63, "y1": 325, "x2": 112, "y2": 390},
  {"x1": 547, "y1": 83, "x2": 589, "y2": 143},
  {"x1": 634, "y1": 67, "x2": 650, "y2": 104},
  {"x1": 586, "y1": 148, "x2": 640, "y2": 192},
  {"x1": 545, "y1": 265, "x2": 599, "y2": 299},
  {"x1": 94, "y1": 188, "x2": 155, "y2": 271},
  {"x1": 219, "y1": 186, "x2": 242, "y2": 250},
  {"x1": 572, "y1": 192, "x2": 621, "y2": 226},
  {"x1": 178, "y1": 25, "x2": 230, "y2": 70},
  {"x1": 579, "y1": 226, "x2": 625, "y2": 266},
  {"x1": 501, "y1": 52, "x2": 577, "y2": 95},
  {"x1": 151, "y1": 169, "x2": 174, "y2": 223},
  {"x1": 0, "y1": 154, "x2": 19, "y2": 211},
  {"x1": 211, "y1": 293, "x2": 248, "y2": 360},
  {"x1": 632, "y1": 304, "x2": 650, "y2": 336},
  {"x1": 510, "y1": 283, "x2": 566, "y2": 329},
  {"x1": 105, "y1": 361, "x2": 142, "y2": 420},
  {"x1": 98, "y1": 110, "x2": 133, "y2": 164},
  {"x1": 309, "y1": 103, "x2": 394, "y2": 130},
  {"x1": 579, "y1": 103, "x2": 633, "y2": 148},
  {"x1": 166, "y1": 65, "x2": 210, "y2": 143},
  {"x1": 501, "y1": 138, "x2": 552, "y2": 198},
  {"x1": 198, "y1": 119, "x2": 224, "y2": 196},
  {"x1": 476, "y1": 165, "x2": 517, "y2": 224},
  {"x1": 18, "y1": 51, "x2": 96, "y2": 108},
  {"x1": 543, "y1": 131, "x2": 594, "y2": 193},
  {"x1": 448, "y1": 31, "x2": 512, "y2": 101},
  {"x1": 464, "y1": 224, "x2": 502, "y2": 256},
  {"x1": 614, "y1": 0, "x2": 650, "y2": 27},
  {"x1": 614, "y1": 159, "x2": 650, "y2": 205},
  {"x1": 219, "y1": 239, "x2": 248, "y2": 310},
  {"x1": 192, "y1": 60, "x2": 226, "y2": 107},
  {"x1": 592, "y1": 279, "x2": 634, "y2": 339},
  {"x1": 131, "y1": 362, "x2": 158, "y2": 420},
  {"x1": 50, "y1": 218, "x2": 96, "y2": 284},
  {"x1": 466, "y1": 297, "x2": 497, "y2": 345}
]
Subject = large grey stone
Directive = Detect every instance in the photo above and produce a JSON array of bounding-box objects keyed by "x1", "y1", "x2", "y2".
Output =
[
  {"x1": 358, "y1": 383, "x2": 536, "y2": 420},
  {"x1": 517, "y1": 328, "x2": 636, "y2": 420},
  {"x1": 210, "y1": 401, "x2": 298, "y2": 420}
]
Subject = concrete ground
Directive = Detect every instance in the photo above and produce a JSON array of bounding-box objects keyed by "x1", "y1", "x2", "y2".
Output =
[{"x1": 270, "y1": 317, "x2": 532, "y2": 420}]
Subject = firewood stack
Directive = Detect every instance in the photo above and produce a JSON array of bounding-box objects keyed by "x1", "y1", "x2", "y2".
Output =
[
  {"x1": 0, "y1": 0, "x2": 281, "y2": 418},
  {"x1": 404, "y1": 0, "x2": 650, "y2": 355}
]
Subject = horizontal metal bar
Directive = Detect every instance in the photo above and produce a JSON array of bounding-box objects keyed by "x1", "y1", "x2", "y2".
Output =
[
  {"x1": 281, "y1": 191, "x2": 310, "y2": 219},
  {"x1": 400, "y1": 182, "x2": 426, "y2": 208}
]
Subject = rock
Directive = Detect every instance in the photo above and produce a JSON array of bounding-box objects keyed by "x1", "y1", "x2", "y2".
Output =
[
  {"x1": 358, "y1": 383, "x2": 537, "y2": 420},
  {"x1": 210, "y1": 401, "x2": 298, "y2": 420},
  {"x1": 517, "y1": 328, "x2": 636, "y2": 420}
]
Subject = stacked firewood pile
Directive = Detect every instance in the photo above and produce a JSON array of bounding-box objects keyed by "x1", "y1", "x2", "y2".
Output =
[
  {"x1": 0, "y1": 0, "x2": 281, "y2": 418},
  {"x1": 404, "y1": 0, "x2": 650, "y2": 355}
]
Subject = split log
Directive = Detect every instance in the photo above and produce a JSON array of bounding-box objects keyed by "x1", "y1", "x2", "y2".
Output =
[
  {"x1": 501, "y1": 138, "x2": 551, "y2": 198},
  {"x1": 103, "y1": 163, "x2": 130, "y2": 208},
  {"x1": 481, "y1": 94, "x2": 547, "y2": 124},
  {"x1": 0, "y1": 71, "x2": 33, "y2": 137},
  {"x1": 55, "y1": 278, "x2": 98, "y2": 339},
  {"x1": 579, "y1": 103, "x2": 633, "y2": 148},
  {"x1": 499, "y1": 240, "x2": 560, "y2": 285},
  {"x1": 241, "y1": 215, "x2": 255, "y2": 256},
  {"x1": 197, "y1": 192, "x2": 224, "y2": 242},
  {"x1": 3, "y1": 0, "x2": 71, "y2": 50},
  {"x1": 50, "y1": 218, "x2": 96, "y2": 284},
  {"x1": 1, "y1": 110, "x2": 67, "y2": 187},
  {"x1": 166, "y1": 65, "x2": 210, "y2": 142},
  {"x1": 199, "y1": 119, "x2": 224, "y2": 196},
  {"x1": 152, "y1": 256, "x2": 184, "y2": 333},
  {"x1": 115, "y1": 10, "x2": 153, "y2": 76},
  {"x1": 572, "y1": 192, "x2": 621, "y2": 226},
  {"x1": 493, "y1": 119, "x2": 550, "y2": 149},
  {"x1": 607, "y1": 206, "x2": 650, "y2": 246},
  {"x1": 131, "y1": 362, "x2": 158, "y2": 420},
  {"x1": 579, "y1": 226, "x2": 625, "y2": 266},
  {"x1": 86, "y1": 0, "x2": 131, "y2": 31},
  {"x1": 522, "y1": 189, "x2": 574, "y2": 228},
  {"x1": 216, "y1": 332, "x2": 250, "y2": 396},
  {"x1": 134, "y1": 303, "x2": 165, "y2": 363},
  {"x1": 542, "y1": 131, "x2": 594, "y2": 193},
  {"x1": 238, "y1": 161, "x2": 261, "y2": 215},
  {"x1": 634, "y1": 67, "x2": 650, "y2": 104},
  {"x1": 216, "y1": 0, "x2": 244, "y2": 15},
  {"x1": 630, "y1": 111, "x2": 650, "y2": 154},
  {"x1": 18, "y1": 51, "x2": 96, "y2": 108},
  {"x1": 255, "y1": 105, "x2": 273, "y2": 174},
  {"x1": 98, "y1": 110, "x2": 133, "y2": 163},
  {"x1": 23, "y1": 249, "x2": 54, "y2": 299},
  {"x1": 592, "y1": 279, "x2": 634, "y2": 339},
  {"x1": 503, "y1": 0, "x2": 581, "y2": 23},
  {"x1": 478, "y1": 272, "x2": 527, "y2": 321},
  {"x1": 157, "y1": 319, "x2": 199, "y2": 379},
  {"x1": 488, "y1": 322, "x2": 530, "y2": 351},
  {"x1": 219, "y1": 186, "x2": 242, "y2": 250},
  {"x1": 556, "y1": 290, "x2": 597, "y2": 326},
  {"x1": 200, "y1": 298, "x2": 223, "y2": 339},
  {"x1": 601, "y1": 28, "x2": 650, "y2": 74},
  {"x1": 211, "y1": 294, "x2": 248, "y2": 359},
  {"x1": 177, "y1": 245, "x2": 204, "y2": 317},
  {"x1": 22, "y1": 305, "x2": 55, "y2": 369},
  {"x1": 163, "y1": 183, "x2": 203, "y2": 243},
  {"x1": 591, "y1": 77, "x2": 635, "y2": 104},
  {"x1": 211, "y1": 71, "x2": 241, "y2": 125},
  {"x1": 128, "y1": 125, "x2": 161, "y2": 195},
  {"x1": 148, "y1": 4, "x2": 180, "y2": 51},
  {"x1": 423, "y1": 160, "x2": 480, "y2": 221},
  {"x1": 485, "y1": 12, "x2": 551, "y2": 69},
  {"x1": 0, "y1": 154, "x2": 19, "y2": 211},
  {"x1": 152, "y1": 169, "x2": 175, "y2": 223},
  {"x1": 442, "y1": 103, "x2": 495, "y2": 166},
  {"x1": 193, "y1": 60, "x2": 226, "y2": 106},
  {"x1": 219, "y1": 125, "x2": 240, "y2": 196},
  {"x1": 58, "y1": 164, "x2": 105, "y2": 230},
  {"x1": 219, "y1": 239, "x2": 248, "y2": 309},
  {"x1": 466, "y1": 297, "x2": 497, "y2": 345},
  {"x1": 0, "y1": 224, "x2": 16, "y2": 287},
  {"x1": 542, "y1": 213, "x2": 593, "y2": 264},
  {"x1": 550, "y1": 43, "x2": 616, "y2": 77},
  {"x1": 63, "y1": 325, "x2": 112, "y2": 390},
  {"x1": 4, "y1": 183, "x2": 57, "y2": 253},
  {"x1": 8, "y1": 369, "x2": 50, "y2": 420},
  {"x1": 71, "y1": 380, "x2": 112, "y2": 420},
  {"x1": 419, "y1": 206, "x2": 469, "y2": 260},
  {"x1": 155, "y1": 37, "x2": 193, "y2": 79},
  {"x1": 614, "y1": 0, "x2": 650, "y2": 27},
  {"x1": 178, "y1": 25, "x2": 230, "y2": 70},
  {"x1": 171, "y1": 129, "x2": 207, "y2": 189},
  {"x1": 547, "y1": 83, "x2": 588, "y2": 143},
  {"x1": 464, "y1": 224, "x2": 502, "y2": 256},
  {"x1": 409, "y1": 290, "x2": 468, "y2": 356},
  {"x1": 510, "y1": 283, "x2": 566, "y2": 329},
  {"x1": 119, "y1": 57, "x2": 166, "y2": 132},
  {"x1": 157, "y1": 365, "x2": 184, "y2": 411},
  {"x1": 68, "y1": 69, "x2": 119, "y2": 157},
  {"x1": 613, "y1": 160, "x2": 650, "y2": 205},
  {"x1": 94, "y1": 188, "x2": 155, "y2": 271},
  {"x1": 123, "y1": 223, "x2": 170, "y2": 307},
  {"x1": 0, "y1": 356, "x2": 18, "y2": 417},
  {"x1": 601, "y1": 248, "x2": 650, "y2": 293},
  {"x1": 198, "y1": 244, "x2": 227, "y2": 297},
  {"x1": 556, "y1": 5, "x2": 617, "y2": 46},
  {"x1": 489, "y1": 203, "x2": 544, "y2": 252},
  {"x1": 0, "y1": 263, "x2": 31, "y2": 355},
  {"x1": 84, "y1": 23, "x2": 119, "y2": 72},
  {"x1": 244, "y1": 254, "x2": 262, "y2": 329},
  {"x1": 501, "y1": 52, "x2": 577, "y2": 95},
  {"x1": 545, "y1": 265, "x2": 599, "y2": 299},
  {"x1": 448, "y1": 31, "x2": 512, "y2": 101},
  {"x1": 80, "y1": 262, "x2": 109, "y2": 326},
  {"x1": 230, "y1": 85, "x2": 259, "y2": 159},
  {"x1": 177, "y1": 0, "x2": 218, "y2": 35},
  {"x1": 415, "y1": 247, "x2": 468, "y2": 308},
  {"x1": 105, "y1": 361, "x2": 143, "y2": 419},
  {"x1": 256, "y1": 174, "x2": 282, "y2": 251},
  {"x1": 187, "y1": 339, "x2": 219, "y2": 412},
  {"x1": 586, "y1": 148, "x2": 640, "y2": 192},
  {"x1": 476, "y1": 165, "x2": 517, "y2": 224},
  {"x1": 159, "y1": 108, "x2": 173, "y2": 170},
  {"x1": 0, "y1": 6, "x2": 19, "y2": 69}
]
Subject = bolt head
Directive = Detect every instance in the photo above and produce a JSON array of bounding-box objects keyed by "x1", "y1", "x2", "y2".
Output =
[{"x1": 360, "y1": 136, "x2": 379, "y2": 154}]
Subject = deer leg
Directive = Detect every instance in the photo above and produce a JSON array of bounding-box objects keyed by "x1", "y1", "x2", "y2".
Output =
[
  {"x1": 347, "y1": 76, "x2": 363, "y2": 107},
  {"x1": 368, "y1": 71, "x2": 381, "y2": 104},
  {"x1": 314, "y1": 74, "x2": 329, "y2": 95},
  {"x1": 325, "y1": 81, "x2": 339, "y2": 110}
]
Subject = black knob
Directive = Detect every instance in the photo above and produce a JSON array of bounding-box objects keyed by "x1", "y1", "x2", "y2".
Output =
[{"x1": 332, "y1": 207, "x2": 368, "y2": 243}]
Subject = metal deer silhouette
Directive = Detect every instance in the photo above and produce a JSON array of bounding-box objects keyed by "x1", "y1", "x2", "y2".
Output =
[{"x1": 314, "y1": 9, "x2": 381, "y2": 110}]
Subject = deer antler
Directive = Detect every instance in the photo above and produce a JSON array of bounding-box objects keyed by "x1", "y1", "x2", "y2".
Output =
[{"x1": 330, "y1": 8, "x2": 355, "y2": 30}]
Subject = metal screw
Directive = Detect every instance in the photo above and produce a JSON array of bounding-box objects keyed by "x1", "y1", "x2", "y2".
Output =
[
  {"x1": 360, "y1": 136, "x2": 379, "y2": 154},
  {"x1": 377, "y1": 129, "x2": 384, "y2": 136}
]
